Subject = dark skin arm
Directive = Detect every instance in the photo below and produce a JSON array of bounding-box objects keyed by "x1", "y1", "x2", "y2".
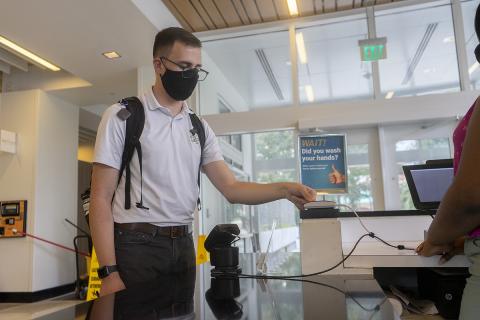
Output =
[{"x1": 417, "y1": 98, "x2": 480, "y2": 258}]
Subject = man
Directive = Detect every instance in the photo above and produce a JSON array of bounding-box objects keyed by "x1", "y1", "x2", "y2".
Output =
[{"x1": 90, "y1": 27, "x2": 316, "y2": 296}]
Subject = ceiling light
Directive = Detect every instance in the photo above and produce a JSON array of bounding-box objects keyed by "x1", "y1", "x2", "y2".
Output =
[
  {"x1": 305, "y1": 85, "x2": 314, "y2": 102},
  {"x1": 443, "y1": 36, "x2": 454, "y2": 43},
  {"x1": 469, "y1": 62, "x2": 479, "y2": 75},
  {"x1": 296, "y1": 33, "x2": 308, "y2": 64},
  {"x1": 385, "y1": 91, "x2": 395, "y2": 99},
  {"x1": 102, "y1": 51, "x2": 121, "y2": 59},
  {"x1": 0, "y1": 35, "x2": 60, "y2": 71},
  {"x1": 287, "y1": 0, "x2": 299, "y2": 16}
]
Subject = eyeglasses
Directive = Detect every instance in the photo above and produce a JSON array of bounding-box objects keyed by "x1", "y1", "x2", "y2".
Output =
[{"x1": 160, "y1": 57, "x2": 209, "y2": 81}]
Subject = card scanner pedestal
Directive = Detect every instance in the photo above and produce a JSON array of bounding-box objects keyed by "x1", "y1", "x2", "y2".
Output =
[{"x1": 300, "y1": 215, "x2": 371, "y2": 275}]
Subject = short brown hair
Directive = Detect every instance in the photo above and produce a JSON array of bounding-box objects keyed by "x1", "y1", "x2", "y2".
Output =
[{"x1": 153, "y1": 27, "x2": 202, "y2": 58}]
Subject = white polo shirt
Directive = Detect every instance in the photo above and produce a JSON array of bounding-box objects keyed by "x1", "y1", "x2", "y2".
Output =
[{"x1": 93, "y1": 88, "x2": 223, "y2": 226}]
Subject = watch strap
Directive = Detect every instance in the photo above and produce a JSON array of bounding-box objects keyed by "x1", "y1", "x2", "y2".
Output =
[{"x1": 98, "y1": 265, "x2": 119, "y2": 279}]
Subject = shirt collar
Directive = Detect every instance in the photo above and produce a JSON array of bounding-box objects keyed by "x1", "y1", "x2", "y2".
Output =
[{"x1": 145, "y1": 87, "x2": 192, "y2": 117}]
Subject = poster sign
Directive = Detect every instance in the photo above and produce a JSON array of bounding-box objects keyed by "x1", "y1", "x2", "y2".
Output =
[{"x1": 299, "y1": 134, "x2": 347, "y2": 194}]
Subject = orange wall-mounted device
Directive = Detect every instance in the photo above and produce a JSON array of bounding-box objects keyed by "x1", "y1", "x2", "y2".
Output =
[{"x1": 0, "y1": 200, "x2": 27, "y2": 238}]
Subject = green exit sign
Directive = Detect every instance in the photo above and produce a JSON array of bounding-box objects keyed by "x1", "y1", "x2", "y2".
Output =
[{"x1": 359, "y1": 38, "x2": 387, "y2": 61}]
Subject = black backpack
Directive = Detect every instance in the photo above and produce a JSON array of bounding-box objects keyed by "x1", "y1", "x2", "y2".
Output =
[{"x1": 116, "y1": 97, "x2": 206, "y2": 211}]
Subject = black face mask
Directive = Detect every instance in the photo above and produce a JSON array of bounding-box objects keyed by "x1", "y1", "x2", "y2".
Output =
[{"x1": 160, "y1": 67, "x2": 199, "y2": 101}]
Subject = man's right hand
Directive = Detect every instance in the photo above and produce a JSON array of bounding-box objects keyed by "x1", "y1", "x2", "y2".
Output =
[{"x1": 99, "y1": 272, "x2": 126, "y2": 297}]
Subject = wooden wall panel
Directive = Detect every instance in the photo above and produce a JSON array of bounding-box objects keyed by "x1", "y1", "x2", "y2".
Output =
[
  {"x1": 353, "y1": 0, "x2": 363, "y2": 8},
  {"x1": 337, "y1": 0, "x2": 354, "y2": 10},
  {"x1": 198, "y1": 0, "x2": 228, "y2": 29},
  {"x1": 241, "y1": 0, "x2": 264, "y2": 23},
  {"x1": 213, "y1": 0, "x2": 244, "y2": 27},
  {"x1": 313, "y1": 0, "x2": 324, "y2": 14},
  {"x1": 167, "y1": 0, "x2": 209, "y2": 31},
  {"x1": 191, "y1": 0, "x2": 216, "y2": 29},
  {"x1": 163, "y1": 0, "x2": 403, "y2": 32},
  {"x1": 232, "y1": 0, "x2": 252, "y2": 24},
  {"x1": 162, "y1": 0, "x2": 194, "y2": 31},
  {"x1": 273, "y1": 0, "x2": 290, "y2": 19},
  {"x1": 323, "y1": 0, "x2": 336, "y2": 13},
  {"x1": 256, "y1": 0, "x2": 279, "y2": 22},
  {"x1": 299, "y1": 0, "x2": 315, "y2": 16}
]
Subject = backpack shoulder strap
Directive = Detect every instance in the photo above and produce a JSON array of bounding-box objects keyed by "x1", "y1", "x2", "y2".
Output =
[
  {"x1": 117, "y1": 97, "x2": 147, "y2": 210},
  {"x1": 189, "y1": 112, "x2": 206, "y2": 210},
  {"x1": 189, "y1": 113, "x2": 206, "y2": 152}
]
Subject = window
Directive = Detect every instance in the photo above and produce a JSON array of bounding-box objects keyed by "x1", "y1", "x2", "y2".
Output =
[
  {"x1": 201, "y1": 130, "x2": 300, "y2": 253},
  {"x1": 376, "y1": 3, "x2": 460, "y2": 97},
  {"x1": 253, "y1": 131, "x2": 298, "y2": 233},
  {"x1": 395, "y1": 138, "x2": 452, "y2": 210},
  {"x1": 461, "y1": 0, "x2": 480, "y2": 89},
  {"x1": 380, "y1": 120, "x2": 456, "y2": 210},
  {"x1": 199, "y1": 30, "x2": 292, "y2": 114},
  {"x1": 218, "y1": 98, "x2": 243, "y2": 152},
  {"x1": 325, "y1": 143, "x2": 374, "y2": 211},
  {"x1": 296, "y1": 16, "x2": 373, "y2": 104}
]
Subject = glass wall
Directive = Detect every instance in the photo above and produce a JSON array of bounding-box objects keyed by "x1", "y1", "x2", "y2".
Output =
[
  {"x1": 197, "y1": 0, "x2": 475, "y2": 114},
  {"x1": 462, "y1": 0, "x2": 480, "y2": 89},
  {"x1": 253, "y1": 130, "x2": 297, "y2": 233},
  {"x1": 376, "y1": 3, "x2": 460, "y2": 97},
  {"x1": 198, "y1": 0, "x2": 478, "y2": 251},
  {"x1": 395, "y1": 137, "x2": 452, "y2": 209},
  {"x1": 199, "y1": 30, "x2": 292, "y2": 115},
  {"x1": 296, "y1": 16, "x2": 374, "y2": 104},
  {"x1": 325, "y1": 143, "x2": 374, "y2": 211},
  {"x1": 379, "y1": 120, "x2": 457, "y2": 210},
  {"x1": 201, "y1": 130, "x2": 299, "y2": 253}
]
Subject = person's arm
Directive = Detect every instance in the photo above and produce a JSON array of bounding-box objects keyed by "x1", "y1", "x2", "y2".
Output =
[
  {"x1": 90, "y1": 163, "x2": 126, "y2": 295},
  {"x1": 426, "y1": 99, "x2": 480, "y2": 246},
  {"x1": 203, "y1": 160, "x2": 316, "y2": 209}
]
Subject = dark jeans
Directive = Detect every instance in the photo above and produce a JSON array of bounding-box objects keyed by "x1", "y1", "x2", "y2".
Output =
[
  {"x1": 113, "y1": 269, "x2": 196, "y2": 319},
  {"x1": 114, "y1": 226, "x2": 195, "y2": 287}
]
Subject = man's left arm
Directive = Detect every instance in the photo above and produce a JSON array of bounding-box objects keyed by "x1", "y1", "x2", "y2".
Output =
[{"x1": 203, "y1": 160, "x2": 316, "y2": 210}]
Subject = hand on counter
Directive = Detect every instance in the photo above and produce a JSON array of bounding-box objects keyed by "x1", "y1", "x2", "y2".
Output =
[{"x1": 416, "y1": 236, "x2": 466, "y2": 264}]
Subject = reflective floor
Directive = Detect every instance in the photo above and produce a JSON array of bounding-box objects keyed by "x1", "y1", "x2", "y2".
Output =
[{"x1": 0, "y1": 253, "x2": 446, "y2": 320}]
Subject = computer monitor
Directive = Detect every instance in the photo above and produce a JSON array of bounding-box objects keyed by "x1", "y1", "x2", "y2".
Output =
[{"x1": 403, "y1": 161, "x2": 454, "y2": 211}]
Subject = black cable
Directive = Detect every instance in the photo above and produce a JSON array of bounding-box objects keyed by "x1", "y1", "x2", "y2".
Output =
[
  {"x1": 371, "y1": 235, "x2": 415, "y2": 251},
  {"x1": 219, "y1": 274, "x2": 387, "y2": 313},
  {"x1": 210, "y1": 232, "x2": 410, "y2": 316},
  {"x1": 232, "y1": 232, "x2": 415, "y2": 280},
  {"x1": 236, "y1": 233, "x2": 371, "y2": 280}
]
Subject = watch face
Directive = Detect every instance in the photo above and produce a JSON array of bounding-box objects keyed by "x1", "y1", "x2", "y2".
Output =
[{"x1": 98, "y1": 266, "x2": 108, "y2": 279}]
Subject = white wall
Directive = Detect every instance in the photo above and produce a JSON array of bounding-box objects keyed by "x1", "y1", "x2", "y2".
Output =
[
  {"x1": 137, "y1": 65, "x2": 155, "y2": 97},
  {"x1": 32, "y1": 91, "x2": 78, "y2": 291},
  {"x1": 0, "y1": 90, "x2": 38, "y2": 292},
  {"x1": 0, "y1": 89, "x2": 78, "y2": 292}
]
